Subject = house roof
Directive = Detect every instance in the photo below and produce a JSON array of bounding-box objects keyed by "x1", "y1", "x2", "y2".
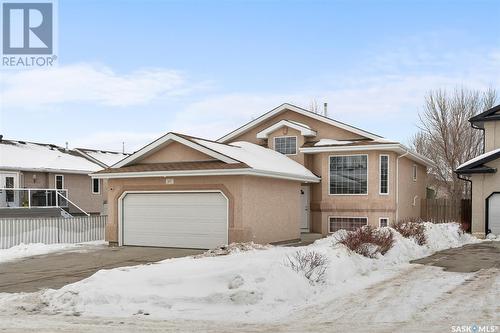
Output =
[
  {"x1": 0, "y1": 139, "x2": 102, "y2": 174},
  {"x1": 217, "y1": 103, "x2": 384, "y2": 143},
  {"x1": 256, "y1": 119, "x2": 317, "y2": 139},
  {"x1": 469, "y1": 104, "x2": 500, "y2": 128},
  {"x1": 455, "y1": 148, "x2": 500, "y2": 174},
  {"x1": 99, "y1": 132, "x2": 320, "y2": 182},
  {"x1": 75, "y1": 148, "x2": 129, "y2": 168},
  {"x1": 95, "y1": 160, "x2": 249, "y2": 174}
]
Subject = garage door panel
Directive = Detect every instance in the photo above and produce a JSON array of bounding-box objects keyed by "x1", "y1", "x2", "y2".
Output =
[{"x1": 122, "y1": 192, "x2": 228, "y2": 249}]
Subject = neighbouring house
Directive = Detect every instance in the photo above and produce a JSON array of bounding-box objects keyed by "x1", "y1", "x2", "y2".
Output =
[
  {"x1": 0, "y1": 136, "x2": 128, "y2": 217},
  {"x1": 456, "y1": 104, "x2": 500, "y2": 238},
  {"x1": 93, "y1": 103, "x2": 432, "y2": 249}
]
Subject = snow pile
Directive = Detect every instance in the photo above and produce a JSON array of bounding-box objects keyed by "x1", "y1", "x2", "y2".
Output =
[
  {"x1": 35, "y1": 223, "x2": 477, "y2": 321},
  {"x1": 0, "y1": 241, "x2": 106, "y2": 264},
  {"x1": 195, "y1": 242, "x2": 272, "y2": 258}
]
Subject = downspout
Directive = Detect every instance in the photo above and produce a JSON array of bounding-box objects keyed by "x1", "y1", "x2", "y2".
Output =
[
  {"x1": 471, "y1": 122, "x2": 485, "y2": 154},
  {"x1": 396, "y1": 150, "x2": 410, "y2": 223}
]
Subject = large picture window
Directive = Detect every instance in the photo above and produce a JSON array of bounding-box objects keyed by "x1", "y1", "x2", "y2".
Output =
[
  {"x1": 329, "y1": 155, "x2": 368, "y2": 195},
  {"x1": 379, "y1": 155, "x2": 389, "y2": 195},
  {"x1": 274, "y1": 136, "x2": 297, "y2": 155}
]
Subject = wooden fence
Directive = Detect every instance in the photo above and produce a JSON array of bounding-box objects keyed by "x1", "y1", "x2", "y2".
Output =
[
  {"x1": 421, "y1": 199, "x2": 472, "y2": 228},
  {"x1": 0, "y1": 215, "x2": 106, "y2": 249}
]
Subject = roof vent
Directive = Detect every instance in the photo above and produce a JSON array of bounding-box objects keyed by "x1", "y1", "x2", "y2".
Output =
[
  {"x1": 0, "y1": 135, "x2": 3, "y2": 142},
  {"x1": 18, "y1": 141, "x2": 26, "y2": 144}
]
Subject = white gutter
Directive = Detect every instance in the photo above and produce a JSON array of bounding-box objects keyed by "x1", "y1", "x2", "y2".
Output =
[
  {"x1": 396, "y1": 149, "x2": 410, "y2": 223},
  {"x1": 0, "y1": 166, "x2": 99, "y2": 174},
  {"x1": 90, "y1": 168, "x2": 321, "y2": 183}
]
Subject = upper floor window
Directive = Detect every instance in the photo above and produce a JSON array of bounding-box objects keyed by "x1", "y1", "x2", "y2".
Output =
[
  {"x1": 379, "y1": 155, "x2": 389, "y2": 195},
  {"x1": 55, "y1": 175, "x2": 64, "y2": 189},
  {"x1": 412, "y1": 164, "x2": 417, "y2": 181},
  {"x1": 92, "y1": 178, "x2": 100, "y2": 194},
  {"x1": 274, "y1": 136, "x2": 297, "y2": 155},
  {"x1": 329, "y1": 155, "x2": 368, "y2": 195}
]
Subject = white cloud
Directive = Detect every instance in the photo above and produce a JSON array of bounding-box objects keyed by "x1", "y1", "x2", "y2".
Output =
[{"x1": 0, "y1": 63, "x2": 202, "y2": 109}]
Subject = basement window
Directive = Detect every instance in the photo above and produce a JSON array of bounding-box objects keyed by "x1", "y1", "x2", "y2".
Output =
[
  {"x1": 379, "y1": 217, "x2": 389, "y2": 228},
  {"x1": 329, "y1": 217, "x2": 368, "y2": 233}
]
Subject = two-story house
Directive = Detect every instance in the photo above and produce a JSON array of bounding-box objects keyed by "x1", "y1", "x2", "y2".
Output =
[
  {"x1": 456, "y1": 104, "x2": 500, "y2": 238},
  {"x1": 93, "y1": 103, "x2": 432, "y2": 249}
]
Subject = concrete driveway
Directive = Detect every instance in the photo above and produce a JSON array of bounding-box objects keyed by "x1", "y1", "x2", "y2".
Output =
[{"x1": 0, "y1": 246, "x2": 203, "y2": 293}]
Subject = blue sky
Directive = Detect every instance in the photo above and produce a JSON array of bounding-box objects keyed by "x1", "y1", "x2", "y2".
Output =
[{"x1": 1, "y1": 0, "x2": 499, "y2": 151}]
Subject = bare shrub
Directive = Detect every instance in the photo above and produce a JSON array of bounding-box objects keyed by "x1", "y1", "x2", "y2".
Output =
[
  {"x1": 285, "y1": 250, "x2": 328, "y2": 284},
  {"x1": 338, "y1": 226, "x2": 394, "y2": 258},
  {"x1": 393, "y1": 219, "x2": 427, "y2": 245}
]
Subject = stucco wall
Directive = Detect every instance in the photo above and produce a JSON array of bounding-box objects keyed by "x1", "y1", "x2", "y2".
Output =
[
  {"x1": 484, "y1": 121, "x2": 500, "y2": 153},
  {"x1": 307, "y1": 151, "x2": 425, "y2": 235},
  {"x1": 106, "y1": 175, "x2": 301, "y2": 245},
  {"x1": 470, "y1": 158, "x2": 500, "y2": 238},
  {"x1": 47, "y1": 173, "x2": 104, "y2": 214},
  {"x1": 140, "y1": 142, "x2": 215, "y2": 164},
  {"x1": 228, "y1": 109, "x2": 365, "y2": 144}
]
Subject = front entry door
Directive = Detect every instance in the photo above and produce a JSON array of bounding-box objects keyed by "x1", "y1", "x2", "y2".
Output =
[
  {"x1": 0, "y1": 173, "x2": 18, "y2": 207},
  {"x1": 300, "y1": 186, "x2": 310, "y2": 230},
  {"x1": 488, "y1": 193, "x2": 500, "y2": 234}
]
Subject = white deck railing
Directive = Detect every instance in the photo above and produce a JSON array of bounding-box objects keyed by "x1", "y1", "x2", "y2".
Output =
[{"x1": 0, "y1": 188, "x2": 69, "y2": 209}]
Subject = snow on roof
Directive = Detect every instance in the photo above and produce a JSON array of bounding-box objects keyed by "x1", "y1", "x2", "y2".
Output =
[
  {"x1": 77, "y1": 148, "x2": 129, "y2": 167},
  {"x1": 314, "y1": 139, "x2": 353, "y2": 146},
  {"x1": 0, "y1": 140, "x2": 102, "y2": 173},
  {"x1": 457, "y1": 148, "x2": 500, "y2": 170},
  {"x1": 190, "y1": 137, "x2": 319, "y2": 181}
]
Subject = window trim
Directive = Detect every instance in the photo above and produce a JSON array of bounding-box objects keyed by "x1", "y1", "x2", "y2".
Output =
[
  {"x1": 55, "y1": 174, "x2": 64, "y2": 189},
  {"x1": 273, "y1": 135, "x2": 298, "y2": 156},
  {"x1": 379, "y1": 154, "x2": 390, "y2": 195},
  {"x1": 379, "y1": 217, "x2": 389, "y2": 228},
  {"x1": 328, "y1": 154, "x2": 369, "y2": 196},
  {"x1": 328, "y1": 216, "x2": 368, "y2": 233},
  {"x1": 412, "y1": 164, "x2": 417, "y2": 182},
  {"x1": 91, "y1": 178, "x2": 100, "y2": 194}
]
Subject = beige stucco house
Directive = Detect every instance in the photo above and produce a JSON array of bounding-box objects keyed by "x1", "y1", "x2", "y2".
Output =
[
  {"x1": 456, "y1": 104, "x2": 500, "y2": 238},
  {"x1": 93, "y1": 103, "x2": 432, "y2": 249},
  {"x1": 0, "y1": 137, "x2": 127, "y2": 217}
]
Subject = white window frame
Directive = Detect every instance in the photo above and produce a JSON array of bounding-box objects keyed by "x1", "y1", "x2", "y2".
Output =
[
  {"x1": 91, "y1": 178, "x2": 100, "y2": 194},
  {"x1": 55, "y1": 174, "x2": 64, "y2": 189},
  {"x1": 412, "y1": 164, "x2": 417, "y2": 182},
  {"x1": 328, "y1": 216, "x2": 368, "y2": 233},
  {"x1": 328, "y1": 154, "x2": 369, "y2": 196},
  {"x1": 273, "y1": 136, "x2": 297, "y2": 155},
  {"x1": 379, "y1": 217, "x2": 389, "y2": 228},
  {"x1": 379, "y1": 154, "x2": 389, "y2": 195}
]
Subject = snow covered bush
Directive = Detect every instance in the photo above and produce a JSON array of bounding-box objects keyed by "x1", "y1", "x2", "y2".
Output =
[
  {"x1": 338, "y1": 226, "x2": 394, "y2": 258},
  {"x1": 393, "y1": 219, "x2": 427, "y2": 245},
  {"x1": 285, "y1": 250, "x2": 328, "y2": 284}
]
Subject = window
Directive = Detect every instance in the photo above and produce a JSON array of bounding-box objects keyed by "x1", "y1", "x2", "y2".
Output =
[
  {"x1": 55, "y1": 175, "x2": 64, "y2": 189},
  {"x1": 329, "y1": 217, "x2": 368, "y2": 232},
  {"x1": 379, "y1": 217, "x2": 389, "y2": 228},
  {"x1": 274, "y1": 136, "x2": 297, "y2": 155},
  {"x1": 92, "y1": 178, "x2": 100, "y2": 194},
  {"x1": 412, "y1": 165, "x2": 417, "y2": 181},
  {"x1": 329, "y1": 155, "x2": 368, "y2": 195},
  {"x1": 379, "y1": 155, "x2": 389, "y2": 195}
]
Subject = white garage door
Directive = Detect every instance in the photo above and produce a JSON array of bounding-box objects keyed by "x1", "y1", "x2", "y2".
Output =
[
  {"x1": 488, "y1": 193, "x2": 500, "y2": 235},
  {"x1": 122, "y1": 192, "x2": 228, "y2": 249}
]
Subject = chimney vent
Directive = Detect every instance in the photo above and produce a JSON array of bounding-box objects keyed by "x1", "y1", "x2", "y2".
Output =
[{"x1": 323, "y1": 102, "x2": 328, "y2": 117}]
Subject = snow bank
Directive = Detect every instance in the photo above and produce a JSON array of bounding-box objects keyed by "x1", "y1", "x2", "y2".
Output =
[
  {"x1": 37, "y1": 223, "x2": 478, "y2": 321},
  {"x1": 0, "y1": 241, "x2": 107, "y2": 264}
]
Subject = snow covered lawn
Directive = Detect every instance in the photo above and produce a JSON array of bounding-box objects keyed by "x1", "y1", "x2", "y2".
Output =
[
  {"x1": 1, "y1": 222, "x2": 481, "y2": 323},
  {"x1": 0, "y1": 241, "x2": 107, "y2": 264}
]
